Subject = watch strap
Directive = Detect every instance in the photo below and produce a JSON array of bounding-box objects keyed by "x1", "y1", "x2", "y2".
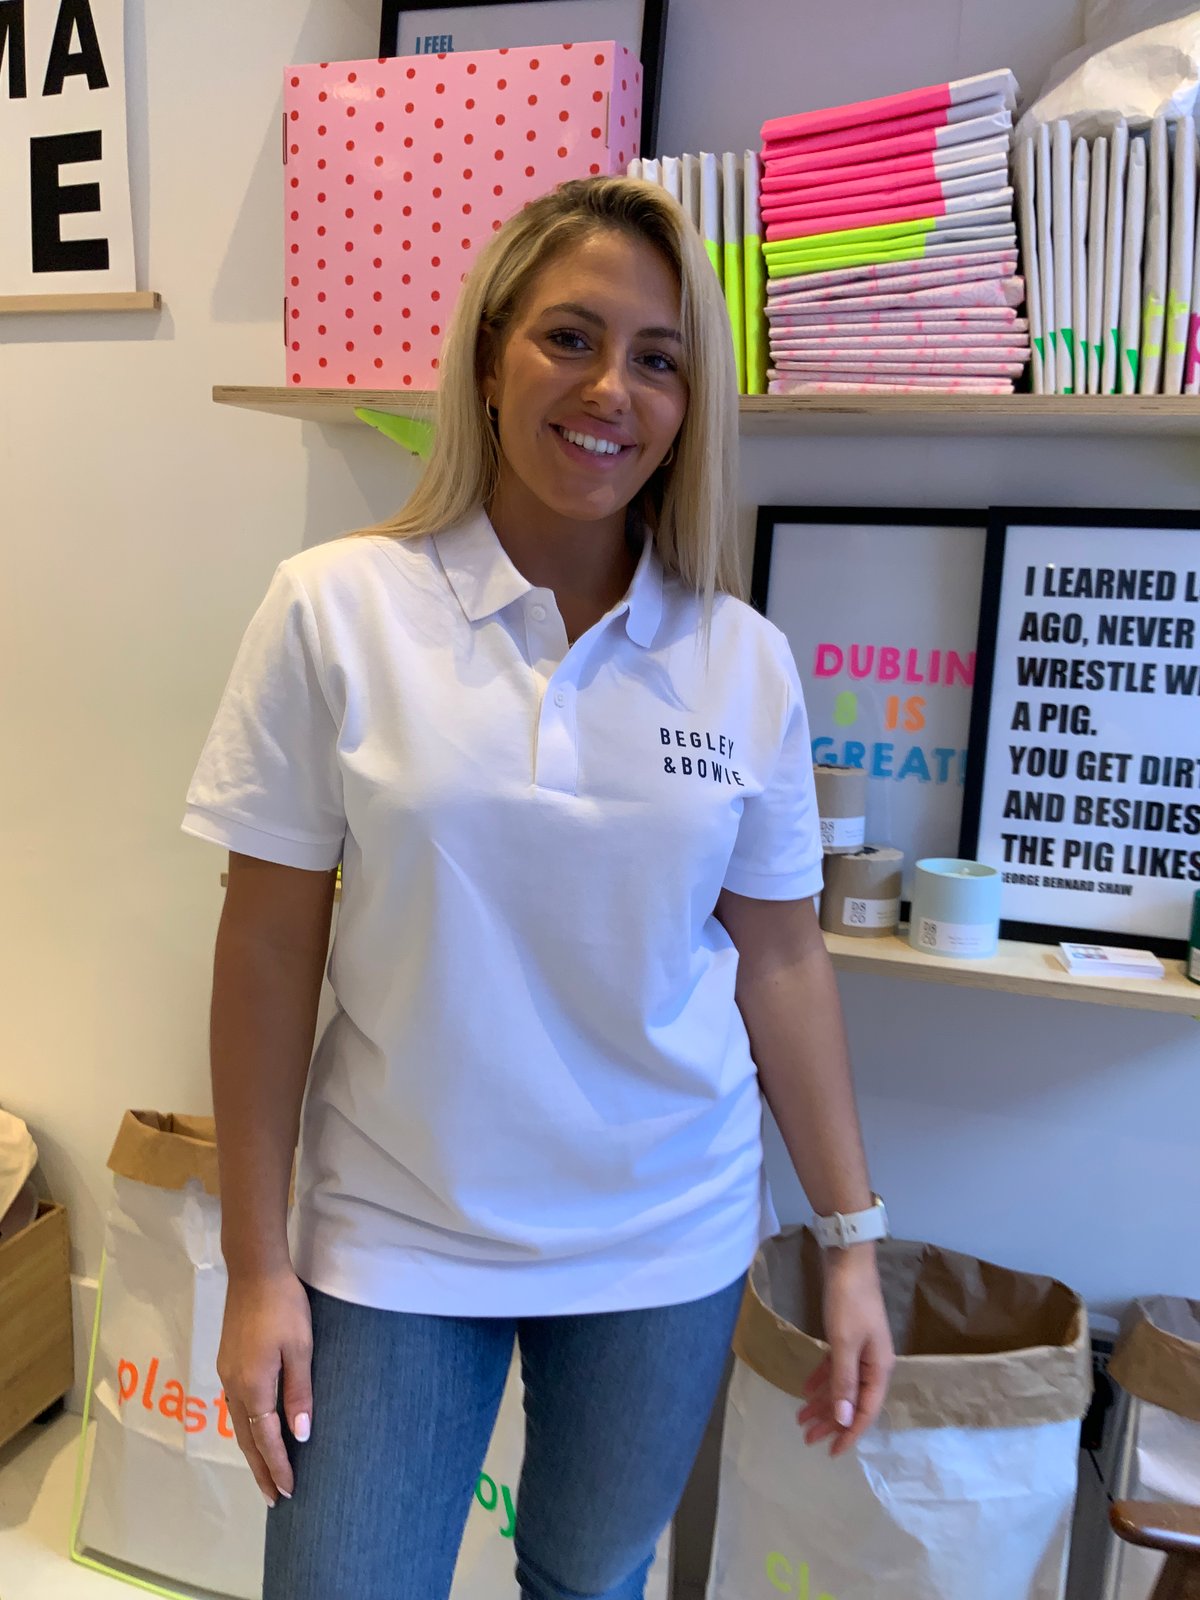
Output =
[{"x1": 811, "y1": 1194, "x2": 889, "y2": 1249}]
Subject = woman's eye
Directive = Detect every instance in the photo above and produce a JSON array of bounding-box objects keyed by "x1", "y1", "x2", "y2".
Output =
[
  {"x1": 641, "y1": 351, "x2": 679, "y2": 374},
  {"x1": 548, "y1": 329, "x2": 590, "y2": 351}
]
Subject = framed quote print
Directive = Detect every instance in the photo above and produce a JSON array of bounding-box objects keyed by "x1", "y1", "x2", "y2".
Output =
[
  {"x1": 752, "y1": 505, "x2": 988, "y2": 902},
  {"x1": 959, "y1": 506, "x2": 1200, "y2": 957},
  {"x1": 378, "y1": 0, "x2": 668, "y2": 152}
]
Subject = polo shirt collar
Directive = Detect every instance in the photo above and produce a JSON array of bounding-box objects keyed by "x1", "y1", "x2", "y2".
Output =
[{"x1": 435, "y1": 506, "x2": 663, "y2": 648}]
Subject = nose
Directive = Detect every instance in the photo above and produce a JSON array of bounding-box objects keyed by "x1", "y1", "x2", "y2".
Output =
[{"x1": 579, "y1": 345, "x2": 631, "y2": 413}]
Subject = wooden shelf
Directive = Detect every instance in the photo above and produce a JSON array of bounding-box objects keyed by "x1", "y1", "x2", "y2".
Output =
[
  {"x1": 825, "y1": 929, "x2": 1200, "y2": 1016},
  {"x1": 213, "y1": 385, "x2": 1200, "y2": 435},
  {"x1": 216, "y1": 877, "x2": 1196, "y2": 1015},
  {"x1": 0, "y1": 291, "x2": 161, "y2": 315}
]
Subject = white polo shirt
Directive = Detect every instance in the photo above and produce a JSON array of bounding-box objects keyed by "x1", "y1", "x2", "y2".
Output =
[{"x1": 182, "y1": 508, "x2": 823, "y2": 1316}]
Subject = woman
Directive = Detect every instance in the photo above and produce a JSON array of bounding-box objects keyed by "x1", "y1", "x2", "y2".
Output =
[{"x1": 183, "y1": 176, "x2": 894, "y2": 1600}]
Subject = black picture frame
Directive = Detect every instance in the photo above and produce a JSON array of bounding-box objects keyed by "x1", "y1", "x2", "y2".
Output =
[
  {"x1": 753, "y1": 504, "x2": 990, "y2": 913},
  {"x1": 378, "y1": 0, "x2": 668, "y2": 155},
  {"x1": 959, "y1": 505, "x2": 1200, "y2": 959}
]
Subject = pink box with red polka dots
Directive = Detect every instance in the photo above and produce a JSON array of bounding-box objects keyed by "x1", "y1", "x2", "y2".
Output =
[{"x1": 284, "y1": 43, "x2": 642, "y2": 391}]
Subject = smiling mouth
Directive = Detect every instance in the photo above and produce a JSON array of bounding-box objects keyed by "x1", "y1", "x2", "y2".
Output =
[{"x1": 551, "y1": 424, "x2": 635, "y2": 459}]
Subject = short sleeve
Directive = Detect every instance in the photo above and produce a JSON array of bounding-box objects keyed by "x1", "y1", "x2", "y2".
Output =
[
  {"x1": 722, "y1": 631, "x2": 823, "y2": 901},
  {"x1": 181, "y1": 563, "x2": 346, "y2": 870}
]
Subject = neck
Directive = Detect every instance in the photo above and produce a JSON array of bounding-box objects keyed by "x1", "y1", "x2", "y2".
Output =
[{"x1": 487, "y1": 470, "x2": 638, "y2": 610}]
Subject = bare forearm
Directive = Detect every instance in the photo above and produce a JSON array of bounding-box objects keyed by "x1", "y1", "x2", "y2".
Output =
[
  {"x1": 735, "y1": 938, "x2": 873, "y2": 1219},
  {"x1": 210, "y1": 913, "x2": 328, "y2": 1281}
]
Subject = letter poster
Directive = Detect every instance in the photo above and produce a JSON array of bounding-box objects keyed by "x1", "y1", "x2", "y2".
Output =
[
  {"x1": 0, "y1": 0, "x2": 135, "y2": 294},
  {"x1": 962, "y1": 508, "x2": 1200, "y2": 954},
  {"x1": 752, "y1": 507, "x2": 987, "y2": 900}
]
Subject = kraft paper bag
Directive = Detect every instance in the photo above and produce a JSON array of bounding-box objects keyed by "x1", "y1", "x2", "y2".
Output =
[
  {"x1": 706, "y1": 1228, "x2": 1091, "y2": 1600},
  {"x1": 1106, "y1": 1296, "x2": 1200, "y2": 1600},
  {"x1": 73, "y1": 1110, "x2": 267, "y2": 1598},
  {"x1": 450, "y1": 1352, "x2": 672, "y2": 1599}
]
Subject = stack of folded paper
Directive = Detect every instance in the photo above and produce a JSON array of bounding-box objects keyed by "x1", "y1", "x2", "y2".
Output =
[
  {"x1": 759, "y1": 70, "x2": 1031, "y2": 394},
  {"x1": 1014, "y1": 115, "x2": 1200, "y2": 395}
]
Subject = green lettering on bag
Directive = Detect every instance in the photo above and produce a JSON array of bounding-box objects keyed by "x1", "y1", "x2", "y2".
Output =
[
  {"x1": 475, "y1": 1472, "x2": 518, "y2": 1538},
  {"x1": 765, "y1": 1550, "x2": 838, "y2": 1599},
  {"x1": 499, "y1": 1484, "x2": 516, "y2": 1540}
]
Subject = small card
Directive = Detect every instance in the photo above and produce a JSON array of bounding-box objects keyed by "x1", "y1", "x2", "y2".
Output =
[{"x1": 1058, "y1": 942, "x2": 1165, "y2": 979}]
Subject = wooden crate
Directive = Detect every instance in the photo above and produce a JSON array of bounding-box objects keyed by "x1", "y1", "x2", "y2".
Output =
[{"x1": 0, "y1": 1200, "x2": 74, "y2": 1449}]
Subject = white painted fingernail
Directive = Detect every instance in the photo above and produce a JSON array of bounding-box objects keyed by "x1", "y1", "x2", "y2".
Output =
[
  {"x1": 294, "y1": 1412, "x2": 311, "y2": 1442},
  {"x1": 835, "y1": 1400, "x2": 854, "y2": 1428},
  {"x1": 278, "y1": 1488, "x2": 292, "y2": 1500},
  {"x1": 262, "y1": 1488, "x2": 277, "y2": 1508}
]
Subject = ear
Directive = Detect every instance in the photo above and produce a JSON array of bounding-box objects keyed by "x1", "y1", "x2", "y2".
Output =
[{"x1": 476, "y1": 322, "x2": 499, "y2": 406}]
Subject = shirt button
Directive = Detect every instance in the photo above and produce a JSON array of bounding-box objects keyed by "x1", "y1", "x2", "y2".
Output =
[
  {"x1": 554, "y1": 690, "x2": 566, "y2": 707},
  {"x1": 530, "y1": 603, "x2": 547, "y2": 621}
]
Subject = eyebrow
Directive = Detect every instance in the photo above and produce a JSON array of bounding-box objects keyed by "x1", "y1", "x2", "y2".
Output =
[{"x1": 540, "y1": 301, "x2": 683, "y2": 344}]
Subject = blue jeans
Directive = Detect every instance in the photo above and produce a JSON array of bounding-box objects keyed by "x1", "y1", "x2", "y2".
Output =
[{"x1": 262, "y1": 1273, "x2": 745, "y2": 1600}]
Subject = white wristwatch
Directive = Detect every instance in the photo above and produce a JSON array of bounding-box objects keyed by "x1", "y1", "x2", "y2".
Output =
[{"x1": 811, "y1": 1194, "x2": 890, "y2": 1250}]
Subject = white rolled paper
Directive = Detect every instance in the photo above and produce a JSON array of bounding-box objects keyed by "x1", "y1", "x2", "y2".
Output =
[{"x1": 909, "y1": 858, "x2": 1001, "y2": 960}]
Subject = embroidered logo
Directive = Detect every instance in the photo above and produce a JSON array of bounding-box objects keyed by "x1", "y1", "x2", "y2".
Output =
[{"x1": 659, "y1": 726, "x2": 744, "y2": 786}]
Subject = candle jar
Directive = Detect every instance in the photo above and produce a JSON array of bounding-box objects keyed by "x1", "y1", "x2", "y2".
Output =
[{"x1": 909, "y1": 858, "x2": 1001, "y2": 959}]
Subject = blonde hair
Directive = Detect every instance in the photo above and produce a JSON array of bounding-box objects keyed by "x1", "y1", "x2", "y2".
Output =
[{"x1": 360, "y1": 176, "x2": 744, "y2": 617}]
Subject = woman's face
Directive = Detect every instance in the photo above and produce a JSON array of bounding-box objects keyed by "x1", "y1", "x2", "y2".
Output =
[{"x1": 483, "y1": 228, "x2": 689, "y2": 529}]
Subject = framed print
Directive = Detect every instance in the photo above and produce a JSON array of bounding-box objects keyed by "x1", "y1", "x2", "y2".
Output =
[
  {"x1": 960, "y1": 506, "x2": 1200, "y2": 957},
  {"x1": 752, "y1": 506, "x2": 988, "y2": 901},
  {"x1": 379, "y1": 0, "x2": 668, "y2": 153}
]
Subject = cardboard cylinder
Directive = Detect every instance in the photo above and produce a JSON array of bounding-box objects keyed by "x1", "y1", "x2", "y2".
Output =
[
  {"x1": 820, "y1": 847, "x2": 903, "y2": 937},
  {"x1": 909, "y1": 857, "x2": 1001, "y2": 959},
  {"x1": 813, "y1": 763, "x2": 867, "y2": 854}
]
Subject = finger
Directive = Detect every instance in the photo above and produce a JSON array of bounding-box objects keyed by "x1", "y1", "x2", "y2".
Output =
[
  {"x1": 232, "y1": 1396, "x2": 294, "y2": 1505},
  {"x1": 832, "y1": 1361, "x2": 892, "y2": 1456},
  {"x1": 802, "y1": 1357, "x2": 830, "y2": 1399},
  {"x1": 280, "y1": 1340, "x2": 315, "y2": 1447},
  {"x1": 230, "y1": 1411, "x2": 285, "y2": 1507},
  {"x1": 805, "y1": 1419, "x2": 838, "y2": 1448},
  {"x1": 245, "y1": 1406, "x2": 296, "y2": 1502},
  {"x1": 829, "y1": 1340, "x2": 861, "y2": 1433}
]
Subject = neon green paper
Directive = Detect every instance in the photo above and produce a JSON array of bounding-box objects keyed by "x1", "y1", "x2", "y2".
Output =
[
  {"x1": 763, "y1": 215, "x2": 938, "y2": 254},
  {"x1": 355, "y1": 407, "x2": 435, "y2": 458},
  {"x1": 704, "y1": 240, "x2": 722, "y2": 283},
  {"x1": 766, "y1": 242, "x2": 928, "y2": 278},
  {"x1": 725, "y1": 240, "x2": 746, "y2": 392},
  {"x1": 744, "y1": 235, "x2": 767, "y2": 393}
]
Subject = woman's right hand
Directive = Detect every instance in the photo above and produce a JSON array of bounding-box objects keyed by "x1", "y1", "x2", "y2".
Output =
[{"x1": 217, "y1": 1265, "x2": 315, "y2": 1507}]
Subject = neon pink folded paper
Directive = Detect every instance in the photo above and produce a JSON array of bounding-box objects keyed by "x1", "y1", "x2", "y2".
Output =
[
  {"x1": 770, "y1": 333, "x2": 1028, "y2": 352},
  {"x1": 762, "y1": 111, "x2": 1013, "y2": 180},
  {"x1": 765, "y1": 280, "x2": 1023, "y2": 314},
  {"x1": 760, "y1": 70, "x2": 1016, "y2": 145},
  {"x1": 763, "y1": 100, "x2": 986, "y2": 163},
  {"x1": 765, "y1": 252, "x2": 1017, "y2": 298},
  {"x1": 762, "y1": 183, "x2": 1012, "y2": 228},
  {"x1": 770, "y1": 356, "x2": 1025, "y2": 374},
  {"x1": 762, "y1": 164, "x2": 1005, "y2": 212},
  {"x1": 283, "y1": 43, "x2": 641, "y2": 389},
  {"x1": 768, "y1": 377, "x2": 1014, "y2": 393},
  {"x1": 760, "y1": 142, "x2": 1009, "y2": 196},
  {"x1": 765, "y1": 201, "x2": 1011, "y2": 244},
  {"x1": 765, "y1": 308, "x2": 1021, "y2": 330},
  {"x1": 766, "y1": 258, "x2": 1019, "y2": 305}
]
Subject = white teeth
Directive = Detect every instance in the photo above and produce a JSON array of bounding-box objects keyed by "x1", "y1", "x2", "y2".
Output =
[{"x1": 560, "y1": 427, "x2": 622, "y2": 456}]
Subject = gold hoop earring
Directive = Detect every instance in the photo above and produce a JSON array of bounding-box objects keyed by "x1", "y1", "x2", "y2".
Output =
[{"x1": 661, "y1": 443, "x2": 675, "y2": 468}]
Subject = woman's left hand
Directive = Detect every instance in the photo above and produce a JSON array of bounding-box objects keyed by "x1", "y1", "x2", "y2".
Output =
[{"x1": 796, "y1": 1245, "x2": 895, "y2": 1457}]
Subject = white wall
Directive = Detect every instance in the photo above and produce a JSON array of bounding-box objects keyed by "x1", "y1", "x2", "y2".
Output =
[{"x1": 3, "y1": 0, "x2": 1196, "y2": 1438}]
